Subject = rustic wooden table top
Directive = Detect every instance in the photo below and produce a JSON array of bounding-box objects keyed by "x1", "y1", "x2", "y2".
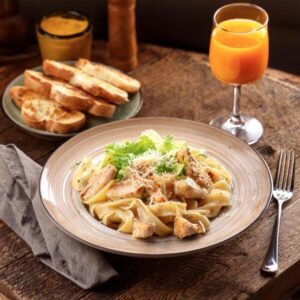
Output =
[{"x1": 0, "y1": 41, "x2": 299, "y2": 300}]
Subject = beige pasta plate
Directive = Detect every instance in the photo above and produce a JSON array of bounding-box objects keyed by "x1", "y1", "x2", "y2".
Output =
[{"x1": 40, "y1": 117, "x2": 272, "y2": 257}]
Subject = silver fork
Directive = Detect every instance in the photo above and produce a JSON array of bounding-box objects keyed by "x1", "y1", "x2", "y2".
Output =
[{"x1": 261, "y1": 150, "x2": 296, "y2": 273}]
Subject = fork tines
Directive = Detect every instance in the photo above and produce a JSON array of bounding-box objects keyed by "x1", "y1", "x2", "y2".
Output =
[{"x1": 274, "y1": 150, "x2": 296, "y2": 192}]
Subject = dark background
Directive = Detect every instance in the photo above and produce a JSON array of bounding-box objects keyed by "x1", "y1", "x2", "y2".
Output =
[{"x1": 20, "y1": 0, "x2": 300, "y2": 75}]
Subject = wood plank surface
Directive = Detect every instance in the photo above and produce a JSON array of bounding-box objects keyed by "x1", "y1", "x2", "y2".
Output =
[{"x1": 0, "y1": 41, "x2": 299, "y2": 300}]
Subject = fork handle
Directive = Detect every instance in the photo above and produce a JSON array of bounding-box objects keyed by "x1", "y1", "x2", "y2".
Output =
[{"x1": 261, "y1": 200, "x2": 283, "y2": 273}]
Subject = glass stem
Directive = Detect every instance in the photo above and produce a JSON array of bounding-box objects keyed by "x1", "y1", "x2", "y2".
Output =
[{"x1": 231, "y1": 85, "x2": 244, "y2": 126}]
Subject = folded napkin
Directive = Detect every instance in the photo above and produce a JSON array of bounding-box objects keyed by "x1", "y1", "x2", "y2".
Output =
[{"x1": 0, "y1": 144, "x2": 118, "y2": 289}]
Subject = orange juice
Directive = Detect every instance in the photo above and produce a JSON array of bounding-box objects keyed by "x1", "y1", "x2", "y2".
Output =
[{"x1": 209, "y1": 19, "x2": 268, "y2": 84}]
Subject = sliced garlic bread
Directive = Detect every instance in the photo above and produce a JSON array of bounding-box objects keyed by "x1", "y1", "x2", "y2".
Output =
[
  {"x1": 24, "y1": 70, "x2": 53, "y2": 97},
  {"x1": 87, "y1": 99, "x2": 116, "y2": 118},
  {"x1": 9, "y1": 85, "x2": 86, "y2": 133},
  {"x1": 9, "y1": 86, "x2": 49, "y2": 108},
  {"x1": 50, "y1": 83, "x2": 93, "y2": 111},
  {"x1": 25, "y1": 70, "x2": 91, "y2": 110},
  {"x1": 25, "y1": 70, "x2": 116, "y2": 117},
  {"x1": 43, "y1": 60, "x2": 129, "y2": 105},
  {"x1": 22, "y1": 99, "x2": 86, "y2": 134},
  {"x1": 75, "y1": 58, "x2": 141, "y2": 93}
]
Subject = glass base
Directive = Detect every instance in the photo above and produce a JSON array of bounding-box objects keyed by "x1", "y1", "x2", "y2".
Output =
[{"x1": 210, "y1": 114, "x2": 263, "y2": 145}]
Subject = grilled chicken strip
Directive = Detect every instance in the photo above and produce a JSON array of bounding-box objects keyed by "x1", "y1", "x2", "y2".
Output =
[
  {"x1": 106, "y1": 180, "x2": 145, "y2": 200},
  {"x1": 80, "y1": 164, "x2": 117, "y2": 199},
  {"x1": 149, "y1": 186, "x2": 168, "y2": 204},
  {"x1": 132, "y1": 218, "x2": 156, "y2": 239},
  {"x1": 174, "y1": 213, "x2": 205, "y2": 239},
  {"x1": 174, "y1": 177, "x2": 208, "y2": 199},
  {"x1": 186, "y1": 165, "x2": 212, "y2": 190},
  {"x1": 177, "y1": 147, "x2": 212, "y2": 190}
]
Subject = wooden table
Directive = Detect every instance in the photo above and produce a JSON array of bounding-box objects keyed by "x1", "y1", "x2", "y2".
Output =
[{"x1": 0, "y1": 41, "x2": 299, "y2": 300}]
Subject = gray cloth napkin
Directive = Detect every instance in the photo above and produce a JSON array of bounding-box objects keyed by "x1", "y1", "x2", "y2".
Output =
[{"x1": 0, "y1": 144, "x2": 118, "y2": 289}]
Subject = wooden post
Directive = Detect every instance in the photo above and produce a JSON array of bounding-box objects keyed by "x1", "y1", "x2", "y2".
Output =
[{"x1": 108, "y1": 0, "x2": 138, "y2": 72}]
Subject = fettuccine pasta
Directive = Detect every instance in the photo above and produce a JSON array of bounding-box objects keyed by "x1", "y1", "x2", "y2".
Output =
[{"x1": 72, "y1": 130, "x2": 232, "y2": 239}]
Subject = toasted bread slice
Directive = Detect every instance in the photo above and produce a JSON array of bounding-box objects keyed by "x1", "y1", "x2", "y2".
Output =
[
  {"x1": 25, "y1": 70, "x2": 91, "y2": 110},
  {"x1": 75, "y1": 58, "x2": 141, "y2": 93},
  {"x1": 50, "y1": 84, "x2": 93, "y2": 111},
  {"x1": 87, "y1": 99, "x2": 116, "y2": 118},
  {"x1": 24, "y1": 70, "x2": 116, "y2": 117},
  {"x1": 22, "y1": 99, "x2": 86, "y2": 133},
  {"x1": 43, "y1": 60, "x2": 129, "y2": 105},
  {"x1": 51, "y1": 84, "x2": 116, "y2": 117},
  {"x1": 10, "y1": 85, "x2": 88, "y2": 133},
  {"x1": 9, "y1": 86, "x2": 49, "y2": 108},
  {"x1": 24, "y1": 70, "x2": 53, "y2": 97}
]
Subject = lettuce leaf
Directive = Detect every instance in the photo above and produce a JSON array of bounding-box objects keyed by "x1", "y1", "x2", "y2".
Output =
[
  {"x1": 102, "y1": 135, "x2": 156, "y2": 179},
  {"x1": 141, "y1": 130, "x2": 163, "y2": 145},
  {"x1": 141, "y1": 130, "x2": 186, "y2": 154},
  {"x1": 102, "y1": 130, "x2": 187, "y2": 179},
  {"x1": 155, "y1": 160, "x2": 185, "y2": 176},
  {"x1": 159, "y1": 135, "x2": 174, "y2": 154}
]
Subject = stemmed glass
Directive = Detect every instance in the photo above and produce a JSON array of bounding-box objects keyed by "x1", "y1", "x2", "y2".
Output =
[{"x1": 209, "y1": 3, "x2": 269, "y2": 145}]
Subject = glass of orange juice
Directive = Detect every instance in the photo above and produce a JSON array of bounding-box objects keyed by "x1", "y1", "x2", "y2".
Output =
[{"x1": 209, "y1": 3, "x2": 269, "y2": 145}]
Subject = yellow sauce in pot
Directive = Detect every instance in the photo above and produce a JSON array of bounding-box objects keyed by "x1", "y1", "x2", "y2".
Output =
[
  {"x1": 36, "y1": 11, "x2": 92, "y2": 61},
  {"x1": 40, "y1": 16, "x2": 89, "y2": 36}
]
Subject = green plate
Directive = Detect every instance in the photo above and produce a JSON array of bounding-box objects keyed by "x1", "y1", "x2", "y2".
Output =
[{"x1": 2, "y1": 63, "x2": 143, "y2": 140}]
